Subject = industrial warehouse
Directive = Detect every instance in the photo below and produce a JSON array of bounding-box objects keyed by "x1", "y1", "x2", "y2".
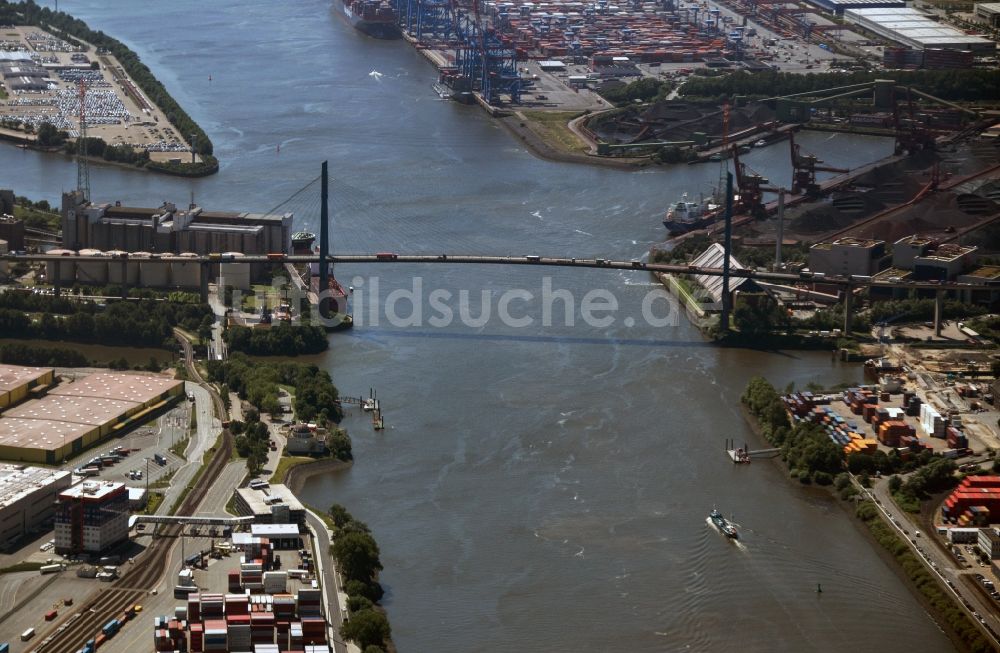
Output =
[
  {"x1": 60, "y1": 191, "x2": 293, "y2": 257},
  {"x1": 0, "y1": 369, "x2": 183, "y2": 464},
  {"x1": 843, "y1": 7, "x2": 997, "y2": 52},
  {"x1": 0, "y1": 464, "x2": 72, "y2": 550},
  {"x1": 0, "y1": 364, "x2": 54, "y2": 410}
]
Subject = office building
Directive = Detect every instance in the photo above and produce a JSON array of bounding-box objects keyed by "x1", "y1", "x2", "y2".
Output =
[
  {"x1": 808, "y1": 237, "x2": 886, "y2": 277},
  {"x1": 233, "y1": 484, "x2": 306, "y2": 525},
  {"x1": 55, "y1": 480, "x2": 129, "y2": 554}
]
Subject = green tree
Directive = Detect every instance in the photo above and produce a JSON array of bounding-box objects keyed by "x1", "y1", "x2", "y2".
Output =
[
  {"x1": 339, "y1": 610, "x2": 390, "y2": 650},
  {"x1": 343, "y1": 578, "x2": 383, "y2": 603},
  {"x1": 328, "y1": 504, "x2": 353, "y2": 529},
  {"x1": 733, "y1": 293, "x2": 787, "y2": 335},
  {"x1": 333, "y1": 531, "x2": 383, "y2": 583},
  {"x1": 347, "y1": 595, "x2": 374, "y2": 613},
  {"x1": 36, "y1": 121, "x2": 67, "y2": 146},
  {"x1": 326, "y1": 428, "x2": 353, "y2": 461}
]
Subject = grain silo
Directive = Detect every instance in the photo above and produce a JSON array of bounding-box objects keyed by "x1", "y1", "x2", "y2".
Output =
[
  {"x1": 106, "y1": 250, "x2": 140, "y2": 286},
  {"x1": 170, "y1": 253, "x2": 201, "y2": 289},
  {"x1": 220, "y1": 252, "x2": 250, "y2": 291},
  {"x1": 76, "y1": 249, "x2": 108, "y2": 285},
  {"x1": 138, "y1": 252, "x2": 170, "y2": 288},
  {"x1": 44, "y1": 249, "x2": 76, "y2": 285}
]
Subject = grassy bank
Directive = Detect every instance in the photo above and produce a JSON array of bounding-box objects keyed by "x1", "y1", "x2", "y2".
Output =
[
  {"x1": 270, "y1": 456, "x2": 316, "y2": 484},
  {"x1": 519, "y1": 110, "x2": 589, "y2": 154},
  {"x1": 0, "y1": 561, "x2": 43, "y2": 574}
]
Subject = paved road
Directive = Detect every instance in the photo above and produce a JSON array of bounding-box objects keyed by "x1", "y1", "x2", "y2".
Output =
[
  {"x1": 145, "y1": 384, "x2": 223, "y2": 517},
  {"x1": 206, "y1": 284, "x2": 227, "y2": 361},
  {"x1": 305, "y1": 509, "x2": 356, "y2": 653},
  {"x1": 867, "y1": 477, "x2": 1000, "y2": 644},
  {"x1": 195, "y1": 461, "x2": 247, "y2": 517}
]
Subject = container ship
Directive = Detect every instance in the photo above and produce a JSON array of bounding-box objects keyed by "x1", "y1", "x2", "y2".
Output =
[
  {"x1": 709, "y1": 509, "x2": 738, "y2": 539},
  {"x1": 334, "y1": 0, "x2": 400, "y2": 39},
  {"x1": 662, "y1": 193, "x2": 722, "y2": 235}
]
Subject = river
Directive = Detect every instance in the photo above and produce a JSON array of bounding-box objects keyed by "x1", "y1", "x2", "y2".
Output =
[{"x1": 0, "y1": 1, "x2": 953, "y2": 651}]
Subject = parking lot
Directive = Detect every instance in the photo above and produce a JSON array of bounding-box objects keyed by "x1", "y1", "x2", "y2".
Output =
[
  {"x1": 0, "y1": 26, "x2": 197, "y2": 161},
  {"x1": 63, "y1": 400, "x2": 193, "y2": 492}
]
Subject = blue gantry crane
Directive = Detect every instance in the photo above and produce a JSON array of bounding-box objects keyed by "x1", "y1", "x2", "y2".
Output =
[
  {"x1": 397, "y1": 0, "x2": 454, "y2": 41},
  {"x1": 441, "y1": 0, "x2": 521, "y2": 104}
]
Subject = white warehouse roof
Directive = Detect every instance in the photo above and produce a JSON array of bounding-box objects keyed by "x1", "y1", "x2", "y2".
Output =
[{"x1": 843, "y1": 8, "x2": 996, "y2": 51}]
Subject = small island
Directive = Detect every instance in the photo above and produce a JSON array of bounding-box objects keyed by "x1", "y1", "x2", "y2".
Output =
[{"x1": 0, "y1": 1, "x2": 217, "y2": 176}]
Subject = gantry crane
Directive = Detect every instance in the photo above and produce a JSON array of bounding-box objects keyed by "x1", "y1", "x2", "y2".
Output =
[
  {"x1": 789, "y1": 131, "x2": 848, "y2": 195},
  {"x1": 732, "y1": 144, "x2": 777, "y2": 218}
]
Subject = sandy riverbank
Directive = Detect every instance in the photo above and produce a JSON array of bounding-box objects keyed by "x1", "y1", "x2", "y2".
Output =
[{"x1": 498, "y1": 113, "x2": 651, "y2": 169}]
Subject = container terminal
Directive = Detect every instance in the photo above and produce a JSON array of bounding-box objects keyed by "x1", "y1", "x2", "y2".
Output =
[{"x1": 377, "y1": 0, "x2": 998, "y2": 109}]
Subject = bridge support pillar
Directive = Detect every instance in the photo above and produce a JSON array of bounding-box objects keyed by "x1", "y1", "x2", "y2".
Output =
[
  {"x1": 842, "y1": 282, "x2": 853, "y2": 335},
  {"x1": 934, "y1": 289, "x2": 944, "y2": 338},
  {"x1": 200, "y1": 261, "x2": 210, "y2": 303},
  {"x1": 720, "y1": 172, "x2": 734, "y2": 333},
  {"x1": 53, "y1": 260, "x2": 61, "y2": 298}
]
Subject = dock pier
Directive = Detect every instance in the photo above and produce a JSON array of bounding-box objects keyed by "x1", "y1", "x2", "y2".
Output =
[{"x1": 725, "y1": 439, "x2": 781, "y2": 463}]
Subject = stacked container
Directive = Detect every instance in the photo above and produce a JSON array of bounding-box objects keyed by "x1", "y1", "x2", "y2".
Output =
[
  {"x1": 301, "y1": 616, "x2": 326, "y2": 643},
  {"x1": 241, "y1": 560, "x2": 264, "y2": 590},
  {"x1": 305, "y1": 645, "x2": 332, "y2": 653},
  {"x1": 878, "y1": 420, "x2": 914, "y2": 447},
  {"x1": 290, "y1": 622, "x2": 304, "y2": 649},
  {"x1": 201, "y1": 594, "x2": 225, "y2": 619},
  {"x1": 189, "y1": 622, "x2": 204, "y2": 653},
  {"x1": 947, "y1": 426, "x2": 968, "y2": 450},
  {"x1": 204, "y1": 619, "x2": 227, "y2": 651},
  {"x1": 253, "y1": 645, "x2": 280, "y2": 653},
  {"x1": 229, "y1": 614, "x2": 252, "y2": 651},
  {"x1": 297, "y1": 588, "x2": 323, "y2": 617},
  {"x1": 967, "y1": 505, "x2": 991, "y2": 526},
  {"x1": 263, "y1": 571, "x2": 287, "y2": 594},
  {"x1": 227, "y1": 593, "x2": 250, "y2": 616},
  {"x1": 187, "y1": 595, "x2": 201, "y2": 622},
  {"x1": 943, "y1": 476, "x2": 1000, "y2": 521},
  {"x1": 251, "y1": 611, "x2": 275, "y2": 645},
  {"x1": 228, "y1": 570, "x2": 242, "y2": 592},
  {"x1": 153, "y1": 628, "x2": 174, "y2": 651},
  {"x1": 273, "y1": 593, "x2": 296, "y2": 620}
]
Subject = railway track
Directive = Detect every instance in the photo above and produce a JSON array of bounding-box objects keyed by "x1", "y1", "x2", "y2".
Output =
[{"x1": 32, "y1": 333, "x2": 231, "y2": 653}]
